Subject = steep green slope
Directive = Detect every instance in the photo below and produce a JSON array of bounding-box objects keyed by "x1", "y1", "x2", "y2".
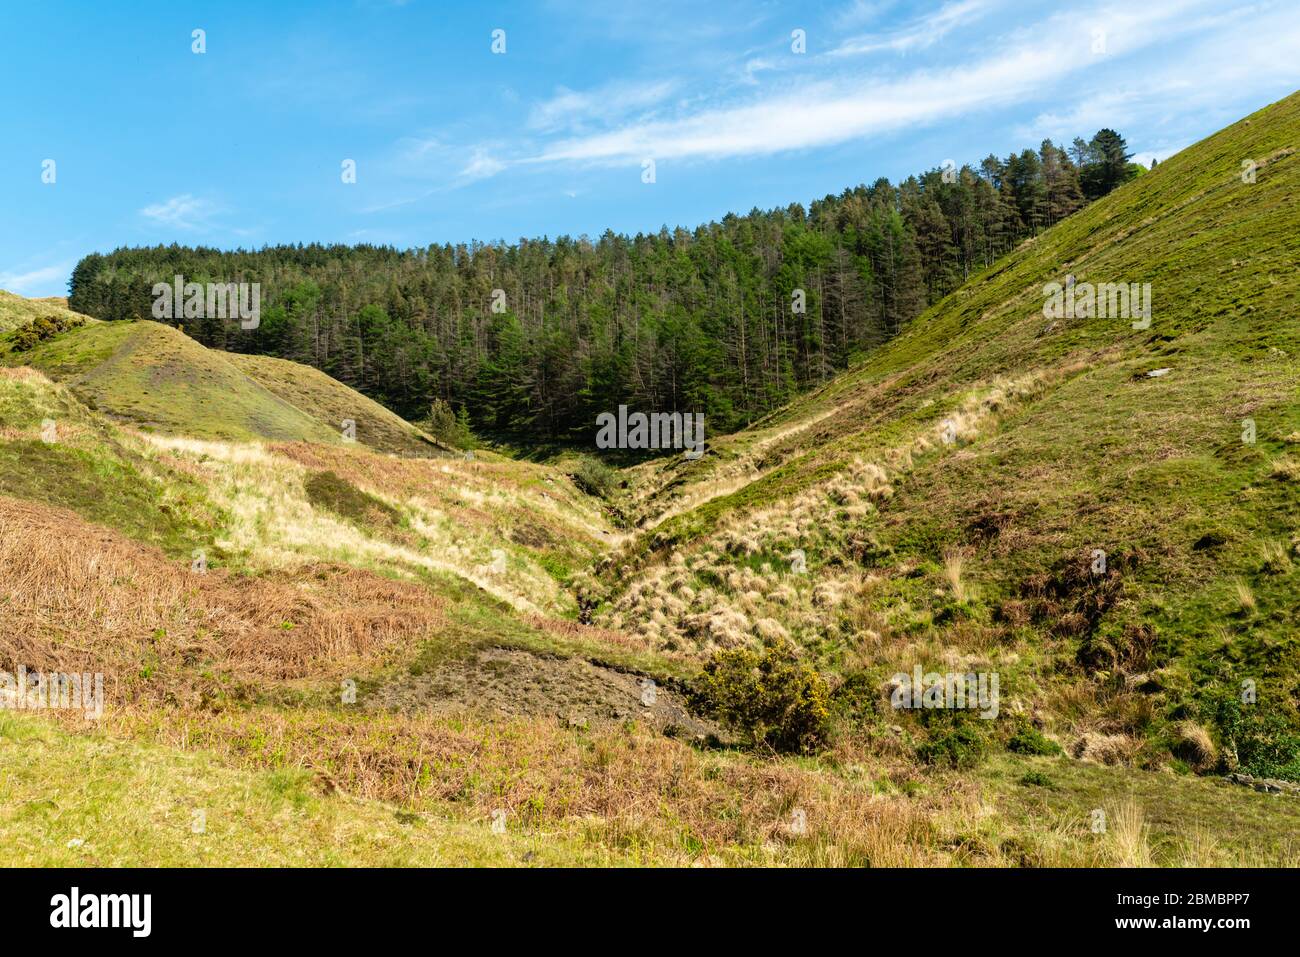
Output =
[
  {"x1": 0, "y1": 316, "x2": 453, "y2": 455},
  {"x1": 229, "y1": 352, "x2": 448, "y2": 456},
  {"x1": 0, "y1": 319, "x2": 340, "y2": 443},
  {"x1": 602, "y1": 90, "x2": 1300, "y2": 780},
  {"x1": 0, "y1": 367, "x2": 223, "y2": 558}
]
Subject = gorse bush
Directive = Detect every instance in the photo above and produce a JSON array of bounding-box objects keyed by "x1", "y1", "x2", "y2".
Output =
[
  {"x1": 690, "y1": 641, "x2": 831, "y2": 753},
  {"x1": 11, "y1": 313, "x2": 85, "y2": 352}
]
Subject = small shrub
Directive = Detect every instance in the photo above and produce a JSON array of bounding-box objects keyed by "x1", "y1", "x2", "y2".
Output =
[
  {"x1": 916, "y1": 720, "x2": 986, "y2": 769},
  {"x1": 1007, "y1": 722, "x2": 1063, "y2": 756},
  {"x1": 570, "y1": 454, "x2": 618, "y2": 499},
  {"x1": 829, "y1": 671, "x2": 880, "y2": 726},
  {"x1": 9, "y1": 312, "x2": 84, "y2": 352},
  {"x1": 1018, "y1": 770, "x2": 1055, "y2": 788},
  {"x1": 993, "y1": 598, "x2": 1032, "y2": 628},
  {"x1": 1077, "y1": 621, "x2": 1156, "y2": 675},
  {"x1": 1022, "y1": 547, "x2": 1140, "y2": 643},
  {"x1": 690, "y1": 641, "x2": 831, "y2": 753},
  {"x1": 11, "y1": 325, "x2": 40, "y2": 351},
  {"x1": 1201, "y1": 689, "x2": 1300, "y2": 781}
]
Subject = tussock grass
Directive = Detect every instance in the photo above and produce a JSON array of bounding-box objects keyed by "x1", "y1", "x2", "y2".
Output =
[
  {"x1": 1269, "y1": 455, "x2": 1300, "y2": 481},
  {"x1": 140, "y1": 432, "x2": 586, "y2": 616},
  {"x1": 943, "y1": 549, "x2": 970, "y2": 604},
  {"x1": 1105, "y1": 798, "x2": 1153, "y2": 867},
  {"x1": 1233, "y1": 577, "x2": 1257, "y2": 612}
]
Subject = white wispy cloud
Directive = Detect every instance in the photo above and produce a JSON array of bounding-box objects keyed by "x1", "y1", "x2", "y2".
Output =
[
  {"x1": 377, "y1": 0, "x2": 1298, "y2": 198},
  {"x1": 140, "y1": 194, "x2": 218, "y2": 230},
  {"x1": 528, "y1": 80, "x2": 680, "y2": 133},
  {"x1": 1015, "y1": 4, "x2": 1300, "y2": 145},
  {"x1": 509, "y1": 0, "x2": 1295, "y2": 169},
  {"x1": 832, "y1": 0, "x2": 894, "y2": 31},
  {"x1": 829, "y1": 0, "x2": 994, "y2": 57},
  {"x1": 526, "y1": 2, "x2": 1190, "y2": 165},
  {"x1": 0, "y1": 261, "x2": 73, "y2": 297},
  {"x1": 461, "y1": 149, "x2": 507, "y2": 182},
  {"x1": 739, "y1": 57, "x2": 777, "y2": 84},
  {"x1": 360, "y1": 136, "x2": 512, "y2": 209}
]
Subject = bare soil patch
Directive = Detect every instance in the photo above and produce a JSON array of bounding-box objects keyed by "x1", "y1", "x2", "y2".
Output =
[{"x1": 363, "y1": 646, "x2": 721, "y2": 740}]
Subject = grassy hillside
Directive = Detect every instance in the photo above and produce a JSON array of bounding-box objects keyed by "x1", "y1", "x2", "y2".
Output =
[
  {"x1": 0, "y1": 316, "x2": 452, "y2": 453},
  {"x1": 1, "y1": 92, "x2": 1298, "y2": 868},
  {"x1": 0, "y1": 288, "x2": 95, "y2": 333},
  {"x1": 597, "y1": 91, "x2": 1300, "y2": 783},
  {"x1": 0, "y1": 320, "x2": 341, "y2": 443},
  {"x1": 0, "y1": 367, "x2": 222, "y2": 557},
  {"x1": 230, "y1": 352, "x2": 447, "y2": 456}
]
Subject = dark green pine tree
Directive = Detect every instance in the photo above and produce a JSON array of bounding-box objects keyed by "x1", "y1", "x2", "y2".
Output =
[{"x1": 1080, "y1": 129, "x2": 1136, "y2": 199}]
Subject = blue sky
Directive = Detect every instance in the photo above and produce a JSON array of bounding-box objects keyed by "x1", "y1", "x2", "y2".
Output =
[{"x1": 1, "y1": 0, "x2": 1297, "y2": 298}]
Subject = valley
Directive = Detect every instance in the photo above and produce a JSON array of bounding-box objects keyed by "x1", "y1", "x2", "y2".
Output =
[{"x1": 2, "y1": 90, "x2": 1299, "y2": 868}]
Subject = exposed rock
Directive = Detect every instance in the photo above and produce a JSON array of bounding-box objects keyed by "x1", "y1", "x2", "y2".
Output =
[{"x1": 1226, "y1": 773, "x2": 1300, "y2": 796}]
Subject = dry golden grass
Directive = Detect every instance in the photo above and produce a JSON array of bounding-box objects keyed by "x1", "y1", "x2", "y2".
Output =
[
  {"x1": 107, "y1": 701, "x2": 973, "y2": 865},
  {"x1": 0, "y1": 496, "x2": 443, "y2": 698},
  {"x1": 271, "y1": 441, "x2": 609, "y2": 542},
  {"x1": 1171, "y1": 720, "x2": 1218, "y2": 773},
  {"x1": 1071, "y1": 731, "x2": 1144, "y2": 767},
  {"x1": 943, "y1": 548, "x2": 970, "y2": 603},
  {"x1": 138, "y1": 433, "x2": 570, "y2": 616},
  {"x1": 1233, "y1": 577, "x2": 1257, "y2": 612},
  {"x1": 1175, "y1": 825, "x2": 1224, "y2": 867},
  {"x1": 522, "y1": 615, "x2": 663, "y2": 655},
  {"x1": 1105, "y1": 798, "x2": 1153, "y2": 867},
  {"x1": 1260, "y1": 538, "x2": 1293, "y2": 571},
  {"x1": 0, "y1": 366, "x2": 54, "y2": 386},
  {"x1": 604, "y1": 374, "x2": 1047, "y2": 654},
  {"x1": 1269, "y1": 455, "x2": 1300, "y2": 481}
]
